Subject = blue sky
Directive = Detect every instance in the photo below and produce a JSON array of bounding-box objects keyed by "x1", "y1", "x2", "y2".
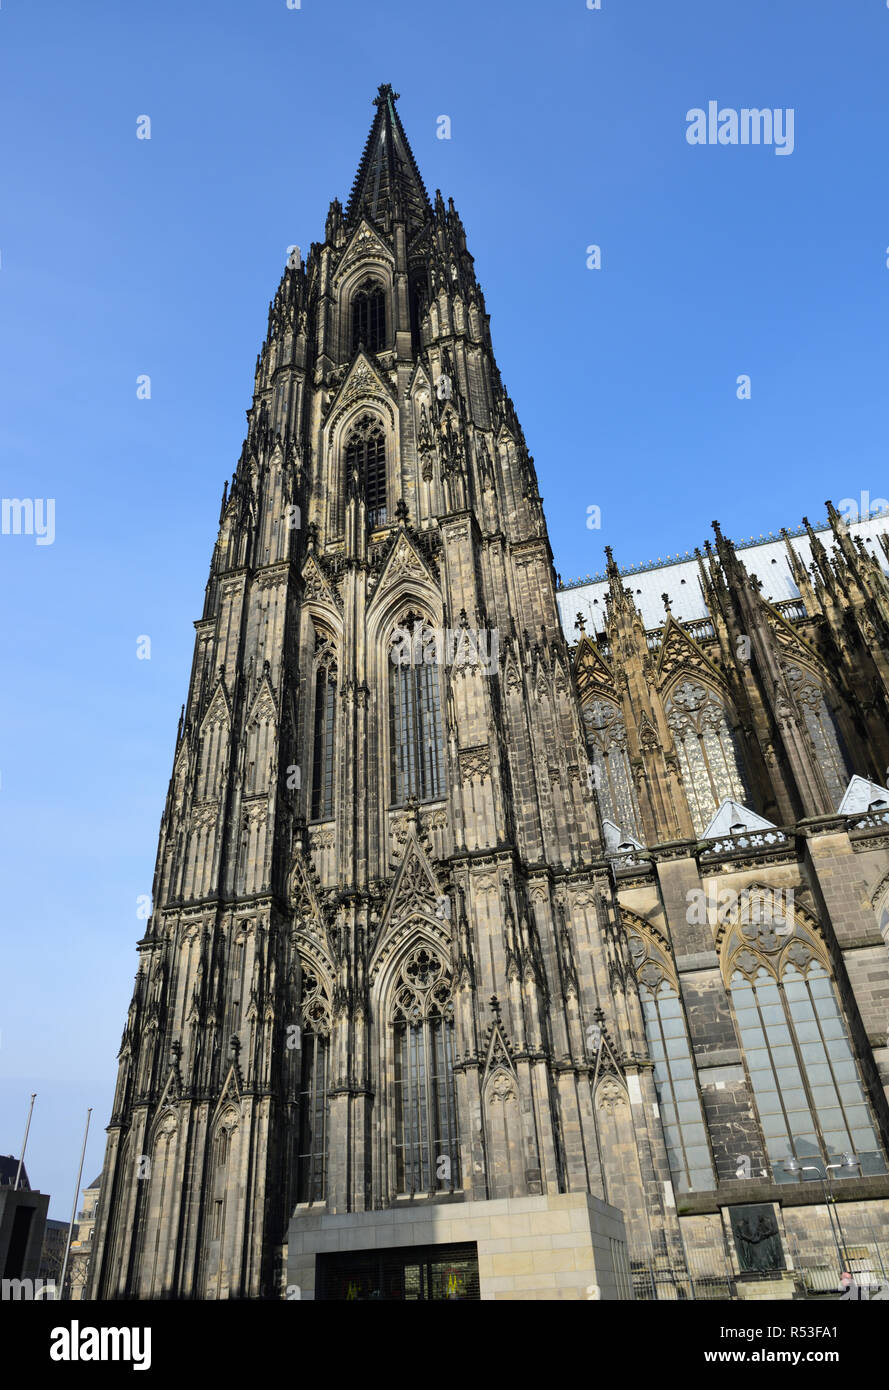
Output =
[{"x1": 1, "y1": 0, "x2": 887, "y2": 1215}]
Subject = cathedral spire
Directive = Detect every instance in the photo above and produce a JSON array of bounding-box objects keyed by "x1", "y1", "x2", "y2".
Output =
[{"x1": 346, "y1": 84, "x2": 431, "y2": 232}]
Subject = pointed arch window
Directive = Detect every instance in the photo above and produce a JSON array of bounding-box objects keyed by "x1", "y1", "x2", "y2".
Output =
[
  {"x1": 351, "y1": 280, "x2": 386, "y2": 354},
  {"x1": 389, "y1": 619, "x2": 445, "y2": 804},
  {"x1": 723, "y1": 908, "x2": 886, "y2": 1181},
  {"x1": 665, "y1": 679, "x2": 750, "y2": 836},
  {"x1": 391, "y1": 946, "x2": 458, "y2": 1195},
  {"x1": 296, "y1": 967, "x2": 331, "y2": 1203},
  {"x1": 345, "y1": 414, "x2": 387, "y2": 528},
  {"x1": 785, "y1": 664, "x2": 850, "y2": 807},
  {"x1": 583, "y1": 698, "x2": 643, "y2": 840},
  {"x1": 628, "y1": 930, "x2": 714, "y2": 1192},
  {"x1": 311, "y1": 634, "x2": 337, "y2": 821}
]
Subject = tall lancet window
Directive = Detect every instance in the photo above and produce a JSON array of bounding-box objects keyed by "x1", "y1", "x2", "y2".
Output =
[
  {"x1": 345, "y1": 414, "x2": 387, "y2": 528},
  {"x1": 784, "y1": 664, "x2": 850, "y2": 807},
  {"x1": 296, "y1": 966, "x2": 331, "y2": 1203},
  {"x1": 311, "y1": 634, "x2": 337, "y2": 821},
  {"x1": 627, "y1": 927, "x2": 715, "y2": 1193},
  {"x1": 389, "y1": 619, "x2": 445, "y2": 804},
  {"x1": 665, "y1": 679, "x2": 750, "y2": 835},
  {"x1": 582, "y1": 697, "x2": 643, "y2": 840},
  {"x1": 722, "y1": 908, "x2": 886, "y2": 1182},
  {"x1": 351, "y1": 279, "x2": 386, "y2": 353},
  {"x1": 391, "y1": 946, "x2": 458, "y2": 1195}
]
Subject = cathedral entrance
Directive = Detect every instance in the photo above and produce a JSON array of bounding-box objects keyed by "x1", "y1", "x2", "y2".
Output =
[{"x1": 316, "y1": 1242, "x2": 480, "y2": 1301}]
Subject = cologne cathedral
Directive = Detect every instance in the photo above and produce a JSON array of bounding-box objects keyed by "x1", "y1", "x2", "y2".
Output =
[{"x1": 88, "y1": 87, "x2": 889, "y2": 1301}]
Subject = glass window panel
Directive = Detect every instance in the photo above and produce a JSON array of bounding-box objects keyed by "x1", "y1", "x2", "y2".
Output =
[
  {"x1": 678, "y1": 1100, "x2": 704, "y2": 1123},
  {"x1": 780, "y1": 1089, "x2": 808, "y2": 1112},
  {"x1": 685, "y1": 1146, "x2": 712, "y2": 1168},
  {"x1": 793, "y1": 1022, "x2": 821, "y2": 1044},
  {"x1": 809, "y1": 977, "x2": 833, "y2": 998},
  {"x1": 791, "y1": 1134, "x2": 820, "y2": 1153},
  {"x1": 661, "y1": 1017, "x2": 685, "y2": 1037},
  {"x1": 670, "y1": 1059, "x2": 694, "y2": 1079},
  {"x1": 734, "y1": 1007, "x2": 759, "y2": 1027},
  {"x1": 819, "y1": 1017, "x2": 846, "y2": 1041},
  {"x1": 761, "y1": 1112, "x2": 791, "y2": 1137},
  {"x1": 658, "y1": 996, "x2": 681, "y2": 1017},
  {"x1": 745, "y1": 1049, "x2": 772, "y2": 1070},
  {"x1": 844, "y1": 1106, "x2": 872, "y2": 1130},
  {"x1": 805, "y1": 1063, "x2": 833, "y2": 1086},
  {"x1": 851, "y1": 1128, "x2": 879, "y2": 1150},
  {"x1": 683, "y1": 1124, "x2": 708, "y2": 1146},
  {"x1": 812, "y1": 1087, "x2": 841, "y2": 1109},
  {"x1": 691, "y1": 1169, "x2": 714, "y2": 1190},
  {"x1": 800, "y1": 1044, "x2": 827, "y2": 1066},
  {"x1": 761, "y1": 1005, "x2": 785, "y2": 1027},
  {"x1": 672, "y1": 1079, "x2": 699, "y2": 1101}
]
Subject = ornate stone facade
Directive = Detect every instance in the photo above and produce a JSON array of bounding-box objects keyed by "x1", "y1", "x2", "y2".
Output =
[{"x1": 88, "y1": 87, "x2": 889, "y2": 1300}]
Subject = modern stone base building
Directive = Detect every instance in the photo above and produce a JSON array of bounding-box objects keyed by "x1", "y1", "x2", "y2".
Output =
[{"x1": 86, "y1": 86, "x2": 889, "y2": 1301}]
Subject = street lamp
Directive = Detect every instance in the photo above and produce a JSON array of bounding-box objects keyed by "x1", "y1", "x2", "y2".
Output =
[{"x1": 783, "y1": 1153, "x2": 859, "y2": 1276}]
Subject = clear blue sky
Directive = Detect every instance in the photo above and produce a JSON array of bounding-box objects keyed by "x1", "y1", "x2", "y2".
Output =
[{"x1": 1, "y1": 0, "x2": 887, "y2": 1216}]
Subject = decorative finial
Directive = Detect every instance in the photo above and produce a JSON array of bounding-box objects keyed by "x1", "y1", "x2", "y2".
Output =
[{"x1": 374, "y1": 83, "x2": 400, "y2": 107}]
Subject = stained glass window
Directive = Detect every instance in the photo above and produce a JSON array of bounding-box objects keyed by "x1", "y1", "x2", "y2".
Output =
[
  {"x1": 296, "y1": 967, "x2": 331, "y2": 1203},
  {"x1": 311, "y1": 649, "x2": 337, "y2": 821},
  {"x1": 582, "y1": 698, "x2": 643, "y2": 840},
  {"x1": 392, "y1": 947, "x2": 459, "y2": 1195},
  {"x1": 389, "y1": 627, "x2": 445, "y2": 804},
  {"x1": 344, "y1": 414, "x2": 387, "y2": 528},
  {"x1": 638, "y1": 976, "x2": 715, "y2": 1192},
  {"x1": 665, "y1": 679, "x2": 750, "y2": 835},
  {"x1": 730, "y1": 955, "x2": 885, "y2": 1182},
  {"x1": 351, "y1": 281, "x2": 386, "y2": 354}
]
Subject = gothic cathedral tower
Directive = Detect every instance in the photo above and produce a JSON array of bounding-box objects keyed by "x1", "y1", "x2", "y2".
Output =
[{"x1": 86, "y1": 87, "x2": 695, "y2": 1300}]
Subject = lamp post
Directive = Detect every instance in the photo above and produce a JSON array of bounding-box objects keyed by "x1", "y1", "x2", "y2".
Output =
[{"x1": 783, "y1": 1153, "x2": 858, "y2": 1277}]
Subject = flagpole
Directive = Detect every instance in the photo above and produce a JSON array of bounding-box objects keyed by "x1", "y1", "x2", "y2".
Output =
[
  {"x1": 59, "y1": 1108, "x2": 91, "y2": 1300},
  {"x1": 13, "y1": 1093, "x2": 36, "y2": 1191}
]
